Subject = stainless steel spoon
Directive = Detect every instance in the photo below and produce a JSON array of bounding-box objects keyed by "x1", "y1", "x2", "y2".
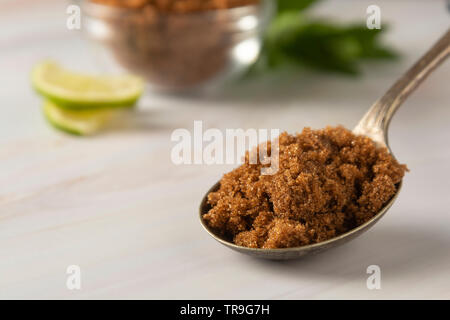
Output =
[{"x1": 199, "y1": 29, "x2": 450, "y2": 260}]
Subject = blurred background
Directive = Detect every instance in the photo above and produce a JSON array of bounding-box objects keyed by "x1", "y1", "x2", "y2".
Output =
[{"x1": 0, "y1": 0, "x2": 449, "y2": 299}]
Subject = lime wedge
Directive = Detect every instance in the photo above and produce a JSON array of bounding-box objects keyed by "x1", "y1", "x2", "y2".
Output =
[
  {"x1": 32, "y1": 61, "x2": 144, "y2": 109},
  {"x1": 43, "y1": 101, "x2": 114, "y2": 136}
]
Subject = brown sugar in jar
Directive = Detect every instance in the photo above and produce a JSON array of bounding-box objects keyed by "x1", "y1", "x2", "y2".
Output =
[
  {"x1": 91, "y1": 0, "x2": 260, "y2": 12},
  {"x1": 203, "y1": 126, "x2": 407, "y2": 249},
  {"x1": 87, "y1": 0, "x2": 263, "y2": 90}
]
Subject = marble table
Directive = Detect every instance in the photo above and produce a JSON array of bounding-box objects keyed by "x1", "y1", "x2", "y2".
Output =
[{"x1": 0, "y1": 0, "x2": 449, "y2": 299}]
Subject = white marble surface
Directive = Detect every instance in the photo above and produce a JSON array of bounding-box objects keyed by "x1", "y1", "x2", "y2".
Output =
[{"x1": 0, "y1": 0, "x2": 449, "y2": 299}]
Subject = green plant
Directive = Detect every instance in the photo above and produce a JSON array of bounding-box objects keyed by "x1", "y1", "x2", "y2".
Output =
[{"x1": 248, "y1": 0, "x2": 397, "y2": 76}]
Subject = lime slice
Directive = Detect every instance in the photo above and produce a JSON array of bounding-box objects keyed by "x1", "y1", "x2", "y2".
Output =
[
  {"x1": 32, "y1": 61, "x2": 144, "y2": 109},
  {"x1": 43, "y1": 101, "x2": 114, "y2": 136}
]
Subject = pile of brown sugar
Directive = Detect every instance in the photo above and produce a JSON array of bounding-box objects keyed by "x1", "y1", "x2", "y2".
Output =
[
  {"x1": 203, "y1": 126, "x2": 407, "y2": 249},
  {"x1": 91, "y1": 0, "x2": 260, "y2": 12},
  {"x1": 88, "y1": 0, "x2": 261, "y2": 89}
]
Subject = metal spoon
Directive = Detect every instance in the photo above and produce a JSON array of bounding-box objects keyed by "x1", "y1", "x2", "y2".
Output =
[{"x1": 199, "y1": 29, "x2": 450, "y2": 260}]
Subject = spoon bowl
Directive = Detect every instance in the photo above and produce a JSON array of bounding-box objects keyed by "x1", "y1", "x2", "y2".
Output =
[
  {"x1": 200, "y1": 181, "x2": 401, "y2": 260},
  {"x1": 199, "y1": 29, "x2": 449, "y2": 260}
]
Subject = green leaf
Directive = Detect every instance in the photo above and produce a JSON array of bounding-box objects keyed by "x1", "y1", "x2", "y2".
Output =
[
  {"x1": 245, "y1": 11, "x2": 398, "y2": 77},
  {"x1": 276, "y1": 0, "x2": 321, "y2": 13}
]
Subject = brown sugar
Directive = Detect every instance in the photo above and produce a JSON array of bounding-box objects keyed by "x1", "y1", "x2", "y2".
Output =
[
  {"x1": 203, "y1": 126, "x2": 407, "y2": 249},
  {"x1": 91, "y1": 0, "x2": 260, "y2": 12},
  {"x1": 87, "y1": 0, "x2": 262, "y2": 89}
]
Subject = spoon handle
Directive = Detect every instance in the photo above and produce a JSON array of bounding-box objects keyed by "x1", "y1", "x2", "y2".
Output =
[{"x1": 354, "y1": 29, "x2": 450, "y2": 147}]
